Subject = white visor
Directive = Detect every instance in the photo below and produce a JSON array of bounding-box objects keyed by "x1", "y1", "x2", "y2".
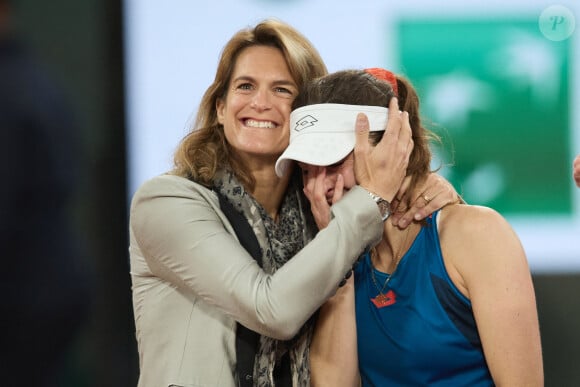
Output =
[{"x1": 275, "y1": 103, "x2": 388, "y2": 177}]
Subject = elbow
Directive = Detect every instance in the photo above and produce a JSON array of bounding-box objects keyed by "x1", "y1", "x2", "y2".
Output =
[
  {"x1": 253, "y1": 310, "x2": 304, "y2": 339},
  {"x1": 249, "y1": 280, "x2": 311, "y2": 340},
  {"x1": 263, "y1": 321, "x2": 302, "y2": 341}
]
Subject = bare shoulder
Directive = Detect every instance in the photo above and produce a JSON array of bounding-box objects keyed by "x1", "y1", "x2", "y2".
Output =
[
  {"x1": 438, "y1": 204, "x2": 514, "y2": 241},
  {"x1": 437, "y1": 204, "x2": 527, "y2": 296}
]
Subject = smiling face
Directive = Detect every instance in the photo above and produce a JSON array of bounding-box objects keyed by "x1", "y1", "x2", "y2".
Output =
[{"x1": 216, "y1": 45, "x2": 298, "y2": 166}]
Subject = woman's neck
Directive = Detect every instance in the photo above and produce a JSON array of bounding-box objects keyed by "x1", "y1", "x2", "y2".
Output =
[
  {"x1": 248, "y1": 163, "x2": 291, "y2": 222},
  {"x1": 372, "y1": 222, "x2": 420, "y2": 273}
]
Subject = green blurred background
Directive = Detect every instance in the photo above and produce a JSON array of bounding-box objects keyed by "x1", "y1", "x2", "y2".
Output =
[{"x1": 399, "y1": 18, "x2": 571, "y2": 214}]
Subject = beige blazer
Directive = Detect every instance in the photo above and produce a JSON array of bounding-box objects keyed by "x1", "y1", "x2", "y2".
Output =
[{"x1": 129, "y1": 174, "x2": 383, "y2": 387}]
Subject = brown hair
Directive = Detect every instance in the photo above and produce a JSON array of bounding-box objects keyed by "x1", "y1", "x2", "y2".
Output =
[
  {"x1": 172, "y1": 19, "x2": 328, "y2": 190},
  {"x1": 292, "y1": 69, "x2": 437, "y2": 205}
]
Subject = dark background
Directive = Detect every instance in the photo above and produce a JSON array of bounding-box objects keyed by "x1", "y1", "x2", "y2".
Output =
[
  {"x1": 6, "y1": 0, "x2": 579, "y2": 386},
  {"x1": 6, "y1": 0, "x2": 137, "y2": 385}
]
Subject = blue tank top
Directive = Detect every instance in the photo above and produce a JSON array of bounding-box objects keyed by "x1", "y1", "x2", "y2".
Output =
[{"x1": 354, "y1": 211, "x2": 494, "y2": 386}]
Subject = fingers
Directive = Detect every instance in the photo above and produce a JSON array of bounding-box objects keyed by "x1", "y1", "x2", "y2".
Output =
[
  {"x1": 386, "y1": 98, "x2": 403, "y2": 138},
  {"x1": 301, "y1": 165, "x2": 316, "y2": 201},
  {"x1": 399, "y1": 111, "x2": 413, "y2": 162},
  {"x1": 389, "y1": 176, "x2": 412, "y2": 226},
  {"x1": 395, "y1": 172, "x2": 413, "y2": 200},
  {"x1": 302, "y1": 166, "x2": 333, "y2": 229},
  {"x1": 354, "y1": 98, "x2": 413, "y2": 202},
  {"x1": 354, "y1": 113, "x2": 371, "y2": 152},
  {"x1": 332, "y1": 174, "x2": 345, "y2": 204},
  {"x1": 354, "y1": 113, "x2": 371, "y2": 185},
  {"x1": 393, "y1": 191, "x2": 437, "y2": 228},
  {"x1": 391, "y1": 173, "x2": 461, "y2": 228},
  {"x1": 312, "y1": 166, "x2": 328, "y2": 203},
  {"x1": 411, "y1": 191, "x2": 450, "y2": 220},
  {"x1": 420, "y1": 192, "x2": 436, "y2": 206},
  {"x1": 302, "y1": 166, "x2": 324, "y2": 204},
  {"x1": 383, "y1": 99, "x2": 411, "y2": 150}
]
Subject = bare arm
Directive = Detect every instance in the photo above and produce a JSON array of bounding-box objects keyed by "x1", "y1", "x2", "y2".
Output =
[
  {"x1": 310, "y1": 276, "x2": 360, "y2": 387},
  {"x1": 439, "y1": 205, "x2": 543, "y2": 386}
]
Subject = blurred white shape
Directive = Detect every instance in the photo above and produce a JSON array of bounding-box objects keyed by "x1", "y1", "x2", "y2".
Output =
[
  {"x1": 463, "y1": 162, "x2": 506, "y2": 203},
  {"x1": 424, "y1": 71, "x2": 495, "y2": 130},
  {"x1": 488, "y1": 30, "x2": 560, "y2": 104}
]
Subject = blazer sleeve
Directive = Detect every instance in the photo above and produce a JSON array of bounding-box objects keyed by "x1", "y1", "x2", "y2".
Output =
[{"x1": 129, "y1": 174, "x2": 383, "y2": 340}]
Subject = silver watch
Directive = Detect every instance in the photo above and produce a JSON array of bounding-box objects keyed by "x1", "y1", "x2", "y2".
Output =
[{"x1": 366, "y1": 190, "x2": 391, "y2": 222}]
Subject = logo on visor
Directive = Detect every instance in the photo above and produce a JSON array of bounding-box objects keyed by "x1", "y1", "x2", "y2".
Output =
[{"x1": 293, "y1": 115, "x2": 318, "y2": 132}]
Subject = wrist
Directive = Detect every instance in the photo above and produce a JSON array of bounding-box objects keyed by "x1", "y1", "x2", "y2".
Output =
[
  {"x1": 362, "y1": 188, "x2": 391, "y2": 222},
  {"x1": 358, "y1": 182, "x2": 396, "y2": 203}
]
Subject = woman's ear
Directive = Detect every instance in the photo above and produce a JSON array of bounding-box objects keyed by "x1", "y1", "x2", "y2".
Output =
[{"x1": 216, "y1": 98, "x2": 225, "y2": 124}]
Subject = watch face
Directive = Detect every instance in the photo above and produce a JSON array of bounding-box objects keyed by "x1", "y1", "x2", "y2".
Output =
[
  {"x1": 378, "y1": 199, "x2": 390, "y2": 220},
  {"x1": 366, "y1": 190, "x2": 390, "y2": 220}
]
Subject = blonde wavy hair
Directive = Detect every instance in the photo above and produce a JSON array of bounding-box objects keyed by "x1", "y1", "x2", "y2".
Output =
[{"x1": 172, "y1": 19, "x2": 328, "y2": 190}]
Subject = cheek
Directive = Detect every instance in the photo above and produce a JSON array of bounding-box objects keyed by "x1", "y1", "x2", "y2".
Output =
[
  {"x1": 343, "y1": 170, "x2": 357, "y2": 189},
  {"x1": 279, "y1": 127, "x2": 291, "y2": 147},
  {"x1": 218, "y1": 93, "x2": 247, "y2": 125},
  {"x1": 278, "y1": 106, "x2": 292, "y2": 141}
]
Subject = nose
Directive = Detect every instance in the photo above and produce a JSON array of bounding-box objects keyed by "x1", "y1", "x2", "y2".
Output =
[{"x1": 250, "y1": 89, "x2": 272, "y2": 111}]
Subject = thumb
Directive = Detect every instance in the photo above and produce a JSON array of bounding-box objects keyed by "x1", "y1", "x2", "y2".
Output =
[
  {"x1": 354, "y1": 113, "x2": 370, "y2": 156},
  {"x1": 354, "y1": 113, "x2": 371, "y2": 186}
]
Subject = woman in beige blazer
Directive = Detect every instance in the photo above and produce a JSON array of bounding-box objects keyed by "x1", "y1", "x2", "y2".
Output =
[{"x1": 129, "y1": 19, "x2": 459, "y2": 387}]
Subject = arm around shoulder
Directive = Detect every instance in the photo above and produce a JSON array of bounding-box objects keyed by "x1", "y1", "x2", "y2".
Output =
[{"x1": 130, "y1": 175, "x2": 385, "y2": 340}]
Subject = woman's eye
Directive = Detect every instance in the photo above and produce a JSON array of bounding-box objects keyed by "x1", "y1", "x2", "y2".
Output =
[
  {"x1": 274, "y1": 86, "x2": 295, "y2": 99},
  {"x1": 235, "y1": 83, "x2": 253, "y2": 92}
]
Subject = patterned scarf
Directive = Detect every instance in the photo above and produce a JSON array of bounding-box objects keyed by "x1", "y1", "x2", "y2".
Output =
[{"x1": 213, "y1": 169, "x2": 317, "y2": 387}]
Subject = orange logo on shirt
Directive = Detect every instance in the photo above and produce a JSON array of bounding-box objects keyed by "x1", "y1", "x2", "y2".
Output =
[{"x1": 371, "y1": 290, "x2": 396, "y2": 308}]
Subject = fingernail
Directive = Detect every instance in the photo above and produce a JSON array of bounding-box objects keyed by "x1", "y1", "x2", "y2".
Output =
[
  {"x1": 414, "y1": 213, "x2": 422, "y2": 220},
  {"x1": 356, "y1": 113, "x2": 367, "y2": 131}
]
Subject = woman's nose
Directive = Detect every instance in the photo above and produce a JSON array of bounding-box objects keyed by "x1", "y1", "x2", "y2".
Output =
[{"x1": 250, "y1": 89, "x2": 272, "y2": 111}]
